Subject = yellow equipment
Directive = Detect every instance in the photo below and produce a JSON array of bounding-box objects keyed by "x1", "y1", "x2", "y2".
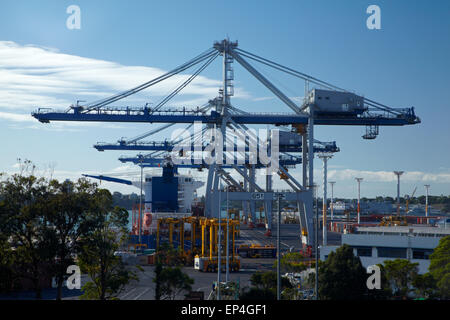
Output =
[
  {"x1": 380, "y1": 215, "x2": 408, "y2": 226},
  {"x1": 405, "y1": 186, "x2": 417, "y2": 214},
  {"x1": 292, "y1": 124, "x2": 306, "y2": 135},
  {"x1": 278, "y1": 168, "x2": 289, "y2": 180},
  {"x1": 237, "y1": 244, "x2": 276, "y2": 258},
  {"x1": 155, "y1": 216, "x2": 240, "y2": 271},
  {"x1": 194, "y1": 217, "x2": 241, "y2": 272},
  {"x1": 128, "y1": 243, "x2": 147, "y2": 251}
]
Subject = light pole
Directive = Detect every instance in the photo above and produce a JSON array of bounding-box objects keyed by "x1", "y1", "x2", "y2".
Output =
[
  {"x1": 355, "y1": 178, "x2": 363, "y2": 224},
  {"x1": 217, "y1": 180, "x2": 222, "y2": 300},
  {"x1": 226, "y1": 182, "x2": 230, "y2": 283},
  {"x1": 313, "y1": 183, "x2": 319, "y2": 300},
  {"x1": 318, "y1": 154, "x2": 332, "y2": 246},
  {"x1": 329, "y1": 181, "x2": 336, "y2": 221},
  {"x1": 139, "y1": 159, "x2": 144, "y2": 246},
  {"x1": 277, "y1": 195, "x2": 281, "y2": 300},
  {"x1": 424, "y1": 184, "x2": 430, "y2": 223},
  {"x1": 394, "y1": 171, "x2": 404, "y2": 215}
]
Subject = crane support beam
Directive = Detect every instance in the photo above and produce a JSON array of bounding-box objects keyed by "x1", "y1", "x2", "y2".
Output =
[
  {"x1": 217, "y1": 169, "x2": 245, "y2": 191},
  {"x1": 32, "y1": 109, "x2": 417, "y2": 126},
  {"x1": 278, "y1": 166, "x2": 306, "y2": 191},
  {"x1": 230, "y1": 50, "x2": 302, "y2": 114},
  {"x1": 118, "y1": 156, "x2": 302, "y2": 168},
  {"x1": 231, "y1": 165, "x2": 264, "y2": 192},
  {"x1": 96, "y1": 143, "x2": 305, "y2": 152},
  {"x1": 97, "y1": 138, "x2": 339, "y2": 153},
  {"x1": 81, "y1": 174, "x2": 133, "y2": 185}
]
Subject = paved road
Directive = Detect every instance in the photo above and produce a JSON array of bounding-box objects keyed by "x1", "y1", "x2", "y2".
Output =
[
  {"x1": 238, "y1": 223, "x2": 341, "y2": 251},
  {"x1": 60, "y1": 256, "x2": 273, "y2": 300}
]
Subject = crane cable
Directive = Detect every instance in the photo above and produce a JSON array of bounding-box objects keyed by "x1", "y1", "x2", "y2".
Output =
[
  {"x1": 83, "y1": 48, "x2": 216, "y2": 111},
  {"x1": 151, "y1": 51, "x2": 220, "y2": 113},
  {"x1": 123, "y1": 102, "x2": 213, "y2": 145},
  {"x1": 235, "y1": 48, "x2": 404, "y2": 116}
]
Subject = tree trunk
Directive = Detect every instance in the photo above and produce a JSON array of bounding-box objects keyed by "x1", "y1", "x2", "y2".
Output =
[
  {"x1": 34, "y1": 278, "x2": 42, "y2": 300},
  {"x1": 56, "y1": 275, "x2": 64, "y2": 300}
]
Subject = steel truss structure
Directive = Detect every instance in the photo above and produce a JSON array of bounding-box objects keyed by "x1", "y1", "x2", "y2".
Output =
[{"x1": 31, "y1": 39, "x2": 420, "y2": 249}]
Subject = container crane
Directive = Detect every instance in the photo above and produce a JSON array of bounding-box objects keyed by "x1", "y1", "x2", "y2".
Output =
[
  {"x1": 30, "y1": 39, "x2": 420, "y2": 250},
  {"x1": 405, "y1": 186, "x2": 417, "y2": 214}
]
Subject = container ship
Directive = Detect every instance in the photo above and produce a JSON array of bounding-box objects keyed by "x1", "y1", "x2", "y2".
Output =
[{"x1": 84, "y1": 158, "x2": 204, "y2": 249}]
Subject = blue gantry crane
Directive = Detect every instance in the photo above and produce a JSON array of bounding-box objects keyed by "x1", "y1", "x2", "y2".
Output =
[{"x1": 31, "y1": 39, "x2": 420, "y2": 248}]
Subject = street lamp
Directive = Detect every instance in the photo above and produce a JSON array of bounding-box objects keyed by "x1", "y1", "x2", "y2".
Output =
[
  {"x1": 139, "y1": 158, "x2": 144, "y2": 246},
  {"x1": 318, "y1": 154, "x2": 333, "y2": 246},
  {"x1": 424, "y1": 184, "x2": 430, "y2": 223},
  {"x1": 225, "y1": 180, "x2": 230, "y2": 283},
  {"x1": 393, "y1": 171, "x2": 404, "y2": 215},
  {"x1": 217, "y1": 180, "x2": 222, "y2": 300},
  {"x1": 329, "y1": 181, "x2": 336, "y2": 221},
  {"x1": 313, "y1": 183, "x2": 319, "y2": 300},
  {"x1": 355, "y1": 178, "x2": 363, "y2": 224},
  {"x1": 277, "y1": 195, "x2": 281, "y2": 300}
]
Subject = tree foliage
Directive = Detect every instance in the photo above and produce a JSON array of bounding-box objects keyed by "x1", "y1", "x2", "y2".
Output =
[
  {"x1": 0, "y1": 169, "x2": 55, "y2": 298},
  {"x1": 412, "y1": 273, "x2": 437, "y2": 299},
  {"x1": 156, "y1": 266, "x2": 194, "y2": 300},
  {"x1": 318, "y1": 244, "x2": 368, "y2": 300},
  {"x1": 382, "y1": 259, "x2": 418, "y2": 299},
  {"x1": 429, "y1": 235, "x2": 450, "y2": 299},
  {"x1": 153, "y1": 261, "x2": 163, "y2": 300},
  {"x1": 78, "y1": 191, "x2": 137, "y2": 300},
  {"x1": 278, "y1": 252, "x2": 309, "y2": 273},
  {"x1": 0, "y1": 161, "x2": 137, "y2": 300},
  {"x1": 240, "y1": 271, "x2": 292, "y2": 300}
]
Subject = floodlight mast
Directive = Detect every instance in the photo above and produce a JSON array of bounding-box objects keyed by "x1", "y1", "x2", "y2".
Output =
[
  {"x1": 394, "y1": 171, "x2": 404, "y2": 215},
  {"x1": 355, "y1": 178, "x2": 363, "y2": 224},
  {"x1": 424, "y1": 184, "x2": 430, "y2": 223},
  {"x1": 318, "y1": 154, "x2": 333, "y2": 246},
  {"x1": 329, "y1": 181, "x2": 336, "y2": 220}
]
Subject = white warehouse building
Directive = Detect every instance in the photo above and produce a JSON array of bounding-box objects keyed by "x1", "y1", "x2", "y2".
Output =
[{"x1": 320, "y1": 226, "x2": 450, "y2": 274}]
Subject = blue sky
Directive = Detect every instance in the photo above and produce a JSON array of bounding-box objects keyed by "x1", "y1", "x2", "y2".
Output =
[{"x1": 0, "y1": 0, "x2": 449, "y2": 199}]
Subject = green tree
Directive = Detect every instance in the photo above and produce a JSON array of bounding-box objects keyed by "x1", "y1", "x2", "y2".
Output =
[
  {"x1": 382, "y1": 259, "x2": 418, "y2": 299},
  {"x1": 318, "y1": 244, "x2": 367, "y2": 300},
  {"x1": 158, "y1": 266, "x2": 194, "y2": 300},
  {"x1": 153, "y1": 261, "x2": 163, "y2": 300},
  {"x1": 42, "y1": 178, "x2": 100, "y2": 300},
  {"x1": 412, "y1": 273, "x2": 437, "y2": 299},
  {"x1": 278, "y1": 252, "x2": 309, "y2": 273},
  {"x1": 0, "y1": 169, "x2": 55, "y2": 299},
  {"x1": 250, "y1": 271, "x2": 291, "y2": 291},
  {"x1": 78, "y1": 189, "x2": 138, "y2": 300},
  {"x1": 0, "y1": 238, "x2": 17, "y2": 293},
  {"x1": 157, "y1": 242, "x2": 185, "y2": 266},
  {"x1": 366, "y1": 264, "x2": 392, "y2": 300},
  {"x1": 240, "y1": 271, "x2": 292, "y2": 300},
  {"x1": 429, "y1": 235, "x2": 450, "y2": 299}
]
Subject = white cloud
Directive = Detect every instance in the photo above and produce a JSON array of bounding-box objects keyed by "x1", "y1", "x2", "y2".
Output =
[
  {"x1": 0, "y1": 110, "x2": 125, "y2": 131},
  {"x1": 0, "y1": 41, "x2": 251, "y2": 124},
  {"x1": 252, "y1": 96, "x2": 275, "y2": 102},
  {"x1": 0, "y1": 111, "x2": 33, "y2": 122}
]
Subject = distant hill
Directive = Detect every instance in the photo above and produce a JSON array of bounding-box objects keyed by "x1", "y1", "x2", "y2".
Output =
[{"x1": 112, "y1": 192, "x2": 139, "y2": 210}]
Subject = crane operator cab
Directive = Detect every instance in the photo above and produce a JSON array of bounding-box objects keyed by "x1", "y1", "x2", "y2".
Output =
[{"x1": 306, "y1": 89, "x2": 366, "y2": 116}]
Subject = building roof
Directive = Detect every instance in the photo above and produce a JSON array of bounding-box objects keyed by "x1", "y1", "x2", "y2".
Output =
[{"x1": 356, "y1": 225, "x2": 450, "y2": 236}]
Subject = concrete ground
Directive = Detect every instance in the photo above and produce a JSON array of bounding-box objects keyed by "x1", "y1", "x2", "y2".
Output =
[{"x1": 238, "y1": 223, "x2": 342, "y2": 250}]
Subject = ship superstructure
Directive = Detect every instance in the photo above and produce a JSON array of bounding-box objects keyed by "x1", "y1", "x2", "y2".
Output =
[{"x1": 83, "y1": 158, "x2": 204, "y2": 235}]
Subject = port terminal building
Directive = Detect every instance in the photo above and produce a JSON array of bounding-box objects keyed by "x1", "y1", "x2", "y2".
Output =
[{"x1": 320, "y1": 225, "x2": 450, "y2": 274}]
